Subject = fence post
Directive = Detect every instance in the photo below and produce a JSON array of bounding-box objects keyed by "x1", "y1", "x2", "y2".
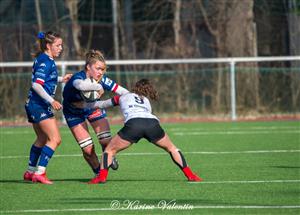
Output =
[
  {"x1": 230, "y1": 61, "x2": 237, "y2": 121},
  {"x1": 60, "y1": 63, "x2": 66, "y2": 124}
]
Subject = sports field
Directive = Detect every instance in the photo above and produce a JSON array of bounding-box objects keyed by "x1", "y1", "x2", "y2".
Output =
[{"x1": 0, "y1": 121, "x2": 299, "y2": 214}]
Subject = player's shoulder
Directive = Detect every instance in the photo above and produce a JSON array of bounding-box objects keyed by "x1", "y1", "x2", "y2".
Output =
[
  {"x1": 35, "y1": 53, "x2": 53, "y2": 68},
  {"x1": 66, "y1": 71, "x2": 86, "y2": 87},
  {"x1": 72, "y1": 70, "x2": 86, "y2": 80}
]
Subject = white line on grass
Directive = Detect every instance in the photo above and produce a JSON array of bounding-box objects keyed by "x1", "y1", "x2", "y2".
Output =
[
  {"x1": 1, "y1": 149, "x2": 300, "y2": 159},
  {"x1": 1, "y1": 205, "x2": 300, "y2": 213},
  {"x1": 1, "y1": 127, "x2": 299, "y2": 135},
  {"x1": 169, "y1": 126, "x2": 299, "y2": 131},
  {"x1": 174, "y1": 130, "x2": 300, "y2": 136},
  {"x1": 188, "y1": 179, "x2": 300, "y2": 184}
]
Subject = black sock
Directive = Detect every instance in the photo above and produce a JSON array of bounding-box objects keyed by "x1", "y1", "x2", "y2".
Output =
[{"x1": 169, "y1": 150, "x2": 187, "y2": 169}]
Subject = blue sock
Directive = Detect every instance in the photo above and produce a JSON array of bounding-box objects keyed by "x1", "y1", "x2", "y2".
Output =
[
  {"x1": 38, "y1": 145, "x2": 55, "y2": 167},
  {"x1": 28, "y1": 145, "x2": 42, "y2": 168},
  {"x1": 93, "y1": 165, "x2": 100, "y2": 175}
]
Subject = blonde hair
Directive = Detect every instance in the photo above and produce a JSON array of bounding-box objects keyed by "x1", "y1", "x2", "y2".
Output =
[{"x1": 85, "y1": 49, "x2": 106, "y2": 70}]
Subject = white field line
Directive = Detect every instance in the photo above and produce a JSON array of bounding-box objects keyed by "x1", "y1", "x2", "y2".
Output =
[
  {"x1": 188, "y1": 179, "x2": 300, "y2": 184},
  {"x1": 1, "y1": 205, "x2": 300, "y2": 214},
  {"x1": 1, "y1": 126, "x2": 299, "y2": 135},
  {"x1": 174, "y1": 130, "x2": 300, "y2": 136},
  {"x1": 169, "y1": 126, "x2": 299, "y2": 131},
  {"x1": 1, "y1": 149, "x2": 300, "y2": 159}
]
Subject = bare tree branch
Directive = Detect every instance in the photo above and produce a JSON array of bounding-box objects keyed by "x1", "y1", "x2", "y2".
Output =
[{"x1": 35, "y1": 0, "x2": 43, "y2": 31}]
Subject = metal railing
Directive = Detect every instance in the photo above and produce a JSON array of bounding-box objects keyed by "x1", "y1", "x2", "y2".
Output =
[{"x1": 1, "y1": 56, "x2": 300, "y2": 120}]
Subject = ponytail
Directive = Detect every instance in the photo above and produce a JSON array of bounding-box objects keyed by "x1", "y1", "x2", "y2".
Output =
[{"x1": 32, "y1": 31, "x2": 61, "y2": 58}]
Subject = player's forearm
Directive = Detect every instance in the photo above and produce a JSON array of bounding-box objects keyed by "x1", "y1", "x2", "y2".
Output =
[
  {"x1": 85, "y1": 96, "x2": 119, "y2": 109},
  {"x1": 85, "y1": 99, "x2": 114, "y2": 109},
  {"x1": 32, "y1": 82, "x2": 54, "y2": 104},
  {"x1": 73, "y1": 79, "x2": 103, "y2": 91}
]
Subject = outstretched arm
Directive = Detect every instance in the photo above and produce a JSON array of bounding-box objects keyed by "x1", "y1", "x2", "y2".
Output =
[
  {"x1": 85, "y1": 96, "x2": 120, "y2": 109},
  {"x1": 58, "y1": 74, "x2": 73, "y2": 83},
  {"x1": 114, "y1": 85, "x2": 129, "y2": 95},
  {"x1": 101, "y1": 76, "x2": 129, "y2": 95}
]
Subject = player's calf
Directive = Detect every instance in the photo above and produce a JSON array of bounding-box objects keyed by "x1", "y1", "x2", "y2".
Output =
[
  {"x1": 79, "y1": 139, "x2": 101, "y2": 174},
  {"x1": 97, "y1": 131, "x2": 119, "y2": 171},
  {"x1": 169, "y1": 148, "x2": 202, "y2": 182}
]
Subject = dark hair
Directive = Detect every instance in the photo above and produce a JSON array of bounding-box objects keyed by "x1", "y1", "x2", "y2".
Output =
[
  {"x1": 85, "y1": 49, "x2": 106, "y2": 70},
  {"x1": 132, "y1": 79, "x2": 159, "y2": 101},
  {"x1": 33, "y1": 31, "x2": 61, "y2": 58}
]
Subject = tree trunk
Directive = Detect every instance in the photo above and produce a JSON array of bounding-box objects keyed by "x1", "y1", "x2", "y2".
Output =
[
  {"x1": 199, "y1": 0, "x2": 258, "y2": 114},
  {"x1": 34, "y1": 0, "x2": 43, "y2": 31},
  {"x1": 287, "y1": 0, "x2": 300, "y2": 111},
  {"x1": 65, "y1": 0, "x2": 81, "y2": 57},
  {"x1": 86, "y1": 0, "x2": 95, "y2": 51}
]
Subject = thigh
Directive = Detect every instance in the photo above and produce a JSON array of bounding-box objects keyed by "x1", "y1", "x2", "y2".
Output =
[
  {"x1": 35, "y1": 118, "x2": 61, "y2": 142},
  {"x1": 153, "y1": 133, "x2": 177, "y2": 151},
  {"x1": 90, "y1": 117, "x2": 110, "y2": 134},
  {"x1": 32, "y1": 123, "x2": 48, "y2": 145},
  {"x1": 105, "y1": 134, "x2": 132, "y2": 154},
  {"x1": 70, "y1": 121, "x2": 91, "y2": 142}
]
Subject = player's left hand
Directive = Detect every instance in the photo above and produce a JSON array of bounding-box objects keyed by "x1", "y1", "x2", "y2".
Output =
[
  {"x1": 51, "y1": 100, "x2": 62, "y2": 110},
  {"x1": 62, "y1": 74, "x2": 73, "y2": 83}
]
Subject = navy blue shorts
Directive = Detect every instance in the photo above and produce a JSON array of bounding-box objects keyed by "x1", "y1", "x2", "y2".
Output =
[
  {"x1": 25, "y1": 100, "x2": 54, "y2": 123},
  {"x1": 118, "y1": 118, "x2": 165, "y2": 143},
  {"x1": 63, "y1": 108, "x2": 107, "y2": 128}
]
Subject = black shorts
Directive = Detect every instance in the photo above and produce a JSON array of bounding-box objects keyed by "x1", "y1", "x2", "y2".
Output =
[{"x1": 118, "y1": 118, "x2": 165, "y2": 143}]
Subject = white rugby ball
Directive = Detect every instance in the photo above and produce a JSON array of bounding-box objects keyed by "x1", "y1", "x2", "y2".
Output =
[{"x1": 80, "y1": 78, "x2": 100, "y2": 102}]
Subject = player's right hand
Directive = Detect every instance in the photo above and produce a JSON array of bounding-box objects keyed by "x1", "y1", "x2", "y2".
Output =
[{"x1": 51, "y1": 100, "x2": 62, "y2": 110}]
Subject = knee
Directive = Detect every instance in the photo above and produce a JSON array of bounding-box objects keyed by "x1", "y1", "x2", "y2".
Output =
[
  {"x1": 78, "y1": 137, "x2": 94, "y2": 151},
  {"x1": 35, "y1": 134, "x2": 47, "y2": 147},
  {"x1": 34, "y1": 138, "x2": 47, "y2": 147},
  {"x1": 53, "y1": 136, "x2": 62, "y2": 147},
  {"x1": 47, "y1": 136, "x2": 61, "y2": 148},
  {"x1": 100, "y1": 139, "x2": 111, "y2": 148},
  {"x1": 97, "y1": 131, "x2": 112, "y2": 146}
]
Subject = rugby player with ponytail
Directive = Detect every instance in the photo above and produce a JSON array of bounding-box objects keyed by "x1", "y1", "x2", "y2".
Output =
[{"x1": 86, "y1": 79, "x2": 202, "y2": 184}]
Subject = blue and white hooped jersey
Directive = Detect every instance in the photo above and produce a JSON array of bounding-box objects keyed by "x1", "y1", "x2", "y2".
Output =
[
  {"x1": 27, "y1": 53, "x2": 58, "y2": 104},
  {"x1": 62, "y1": 71, "x2": 119, "y2": 114}
]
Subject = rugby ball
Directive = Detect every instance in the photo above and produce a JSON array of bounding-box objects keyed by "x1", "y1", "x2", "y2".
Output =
[{"x1": 80, "y1": 78, "x2": 100, "y2": 102}]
